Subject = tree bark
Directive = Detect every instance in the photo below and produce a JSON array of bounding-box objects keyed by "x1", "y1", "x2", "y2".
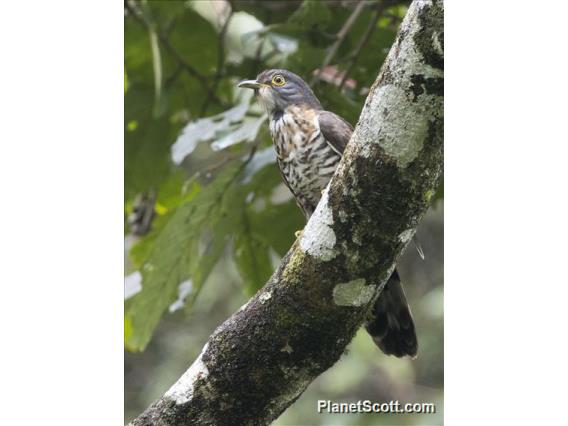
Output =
[{"x1": 131, "y1": 0, "x2": 443, "y2": 424}]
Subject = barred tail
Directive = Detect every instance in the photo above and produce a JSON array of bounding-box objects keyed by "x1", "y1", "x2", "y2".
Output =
[{"x1": 365, "y1": 270, "x2": 418, "y2": 358}]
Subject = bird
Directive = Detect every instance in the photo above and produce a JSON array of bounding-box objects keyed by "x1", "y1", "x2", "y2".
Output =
[{"x1": 238, "y1": 69, "x2": 417, "y2": 358}]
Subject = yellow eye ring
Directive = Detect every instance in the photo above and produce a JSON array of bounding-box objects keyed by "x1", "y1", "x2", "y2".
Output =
[{"x1": 272, "y1": 75, "x2": 286, "y2": 86}]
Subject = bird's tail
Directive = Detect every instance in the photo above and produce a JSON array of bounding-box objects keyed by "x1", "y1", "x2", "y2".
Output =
[{"x1": 365, "y1": 270, "x2": 418, "y2": 358}]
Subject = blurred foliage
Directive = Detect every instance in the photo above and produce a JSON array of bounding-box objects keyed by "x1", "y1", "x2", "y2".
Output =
[{"x1": 125, "y1": 1, "x2": 442, "y2": 424}]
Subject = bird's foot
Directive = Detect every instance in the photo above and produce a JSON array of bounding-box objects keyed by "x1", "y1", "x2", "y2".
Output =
[{"x1": 295, "y1": 229, "x2": 304, "y2": 239}]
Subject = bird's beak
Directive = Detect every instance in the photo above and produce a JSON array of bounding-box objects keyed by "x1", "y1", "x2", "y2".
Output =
[{"x1": 238, "y1": 79, "x2": 262, "y2": 89}]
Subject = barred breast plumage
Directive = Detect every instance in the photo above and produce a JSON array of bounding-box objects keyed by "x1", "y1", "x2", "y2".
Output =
[{"x1": 269, "y1": 105, "x2": 341, "y2": 218}]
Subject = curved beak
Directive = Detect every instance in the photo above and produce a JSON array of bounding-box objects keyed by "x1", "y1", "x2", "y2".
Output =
[{"x1": 238, "y1": 79, "x2": 262, "y2": 89}]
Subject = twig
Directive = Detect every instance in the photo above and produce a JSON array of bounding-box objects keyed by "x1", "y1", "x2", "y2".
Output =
[
  {"x1": 249, "y1": 41, "x2": 265, "y2": 77},
  {"x1": 198, "y1": 133, "x2": 261, "y2": 179},
  {"x1": 338, "y1": 1, "x2": 387, "y2": 90},
  {"x1": 200, "y1": 7, "x2": 234, "y2": 116},
  {"x1": 157, "y1": 35, "x2": 208, "y2": 88},
  {"x1": 165, "y1": 63, "x2": 183, "y2": 88},
  {"x1": 199, "y1": 153, "x2": 239, "y2": 178},
  {"x1": 127, "y1": 190, "x2": 157, "y2": 236},
  {"x1": 310, "y1": 0, "x2": 367, "y2": 86}
]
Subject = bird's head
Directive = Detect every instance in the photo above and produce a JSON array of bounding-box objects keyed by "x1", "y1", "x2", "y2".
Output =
[{"x1": 238, "y1": 69, "x2": 321, "y2": 117}]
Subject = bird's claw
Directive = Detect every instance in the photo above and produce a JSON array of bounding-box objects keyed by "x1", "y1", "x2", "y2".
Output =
[{"x1": 295, "y1": 229, "x2": 304, "y2": 239}]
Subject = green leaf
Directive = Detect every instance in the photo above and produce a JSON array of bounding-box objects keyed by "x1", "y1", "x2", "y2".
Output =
[
  {"x1": 234, "y1": 211, "x2": 274, "y2": 295},
  {"x1": 188, "y1": 228, "x2": 228, "y2": 303},
  {"x1": 125, "y1": 162, "x2": 244, "y2": 351},
  {"x1": 288, "y1": 0, "x2": 332, "y2": 31},
  {"x1": 167, "y1": 6, "x2": 219, "y2": 76},
  {"x1": 125, "y1": 18, "x2": 153, "y2": 83},
  {"x1": 250, "y1": 202, "x2": 304, "y2": 257},
  {"x1": 124, "y1": 86, "x2": 173, "y2": 200},
  {"x1": 232, "y1": 163, "x2": 304, "y2": 292},
  {"x1": 157, "y1": 171, "x2": 201, "y2": 211},
  {"x1": 145, "y1": 0, "x2": 187, "y2": 27},
  {"x1": 125, "y1": 200, "x2": 198, "y2": 352},
  {"x1": 285, "y1": 42, "x2": 325, "y2": 77},
  {"x1": 124, "y1": 4, "x2": 217, "y2": 201}
]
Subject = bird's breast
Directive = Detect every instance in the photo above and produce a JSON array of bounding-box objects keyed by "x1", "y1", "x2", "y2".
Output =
[
  {"x1": 269, "y1": 106, "x2": 317, "y2": 157},
  {"x1": 268, "y1": 106, "x2": 341, "y2": 207}
]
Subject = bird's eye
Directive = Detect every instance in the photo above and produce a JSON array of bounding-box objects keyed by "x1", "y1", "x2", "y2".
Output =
[{"x1": 272, "y1": 75, "x2": 286, "y2": 86}]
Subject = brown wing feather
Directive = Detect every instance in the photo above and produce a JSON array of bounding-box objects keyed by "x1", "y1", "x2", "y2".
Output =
[{"x1": 317, "y1": 110, "x2": 354, "y2": 155}]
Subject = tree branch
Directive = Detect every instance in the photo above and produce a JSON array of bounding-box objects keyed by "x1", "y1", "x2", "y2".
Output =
[
  {"x1": 199, "y1": 6, "x2": 234, "y2": 116},
  {"x1": 338, "y1": 1, "x2": 387, "y2": 90},
  {"x1": 131, "y1": 0, "x2": 443, "y2": 424},
  {"x1": 310, "y1": 0, "x2": 367, "y2": 86}
]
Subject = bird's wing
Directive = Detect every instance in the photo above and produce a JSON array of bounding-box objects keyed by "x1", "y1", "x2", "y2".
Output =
[{"x1": 317, "y1": 110, "x2": 354, "y2": 156}]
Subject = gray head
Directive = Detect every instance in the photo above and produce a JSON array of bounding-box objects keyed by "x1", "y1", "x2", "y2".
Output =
[{"x1": 238, "y1": 69, "x2": 322, "y2": 117}]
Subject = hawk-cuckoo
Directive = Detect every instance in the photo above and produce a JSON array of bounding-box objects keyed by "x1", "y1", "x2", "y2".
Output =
[{"x1": 239, "y1": 69, "x2": 418, "y2": 358}]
